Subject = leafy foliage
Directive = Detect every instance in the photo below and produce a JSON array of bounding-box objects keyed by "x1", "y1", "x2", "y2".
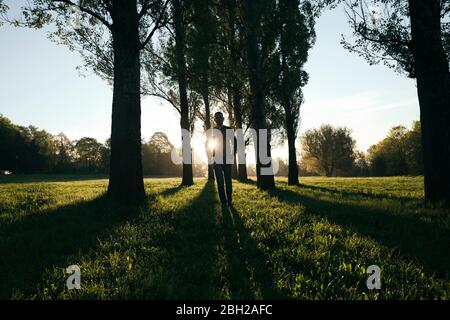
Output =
[
  {"x1": 269, "y1": 0, "x2": 315, "y2": 140},
  {"x1": 301, "y1": 124, "x2": 356, "y2": 176},
  {"x1": 342, "y1": 0, "x2": 450, "y2": 78},
  {"x1": 0, "y1": 0, "x2": 8, "y2": 27},
  {"x1": 368, "y1": 121, "x2": 422, "y2": 176}
]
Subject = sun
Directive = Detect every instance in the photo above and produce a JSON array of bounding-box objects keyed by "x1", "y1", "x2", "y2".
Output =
[{"x1": 207, "y1": 139, "x2": 216, "y2": 151}]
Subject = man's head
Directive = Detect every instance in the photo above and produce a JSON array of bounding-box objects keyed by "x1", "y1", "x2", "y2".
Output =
[{"x1": 214, "y1": 112, "x2": 224, "y2": 126}]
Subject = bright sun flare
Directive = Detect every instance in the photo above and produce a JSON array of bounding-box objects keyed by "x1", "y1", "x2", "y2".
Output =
[{"x1": 207, "y1": 139, "x2": 216, "y2": 151}]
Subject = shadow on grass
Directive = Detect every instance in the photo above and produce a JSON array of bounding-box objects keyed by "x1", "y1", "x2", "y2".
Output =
[
  {"x1": 0, "y1": 174, "x2": 108, "y2": 184},
  {"x1": 159, "y1": 184, "x2": 188, "y2": 197},
  {"x1": 241, "y1": 179, "x2": 257, "y2": 186},
  {"x1": 222, "y1": 206, "x2": 284, "y2": 299},
  {"x1": 268, "y1": 186, "x2": 450, "y2": 279},
  {"x1": 299, "y1": 183, "x2": 420, "y2": 203},
  {"x1": 0, "y1": 195, "x2": 138, "y2": 299},
  {"x1": 153, "y1": 180, "x2": 282, "y2": 299},
  {"x1": 151, "y1": 180, "x2": 220, "y2": 298}
]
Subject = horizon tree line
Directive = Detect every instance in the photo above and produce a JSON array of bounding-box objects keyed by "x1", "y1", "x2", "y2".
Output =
[
  {"x1": 0, "y1": 114, "x2": 207, "y2": 176},
  {"x1": 0, "y1": 113, "x2": 424, "y2": 179}
]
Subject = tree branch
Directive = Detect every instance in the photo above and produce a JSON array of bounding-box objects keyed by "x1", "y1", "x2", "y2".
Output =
[
  {"x1": 139, "y1": 0, "x2": 170, "y2": 50},
  {"x1": 53, "y1": 0, "x2": 112, "y2": 30}
]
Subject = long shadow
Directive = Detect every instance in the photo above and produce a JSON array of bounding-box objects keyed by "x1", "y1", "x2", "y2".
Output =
[
  {"x1": 245, "y1": 179, "x2": 419, "y2": 202},
  {"x1": 220, "y1": 206, "x2": 253, "y2": 298},
  {"x1": 0, "y1": 195, "x2": 137, "y2": 299},
  {"x1": 159, "y1": 184, "x2": 187, "y2": 197},
  {"x1": 222, "y1": 206, "x2": 284, "y2": 299},
  {"x1": 153, "y1": 180, "x2": 283, "y2": 299},
  {"x1": 0, "y1": 174, "x2": 107, "y2": 184},
  {"x1": 268, "y1": 186, "x2": 450, "y2": 279},
  {"x1": 300, "y1": 183, "x2": 420, "y2": 203},
  {"x1": 153, "y1": 180, "x2": 221, "y2": 299},
  {"x1": 241, "y1": 179, "x2": 257, "y2": 186}
]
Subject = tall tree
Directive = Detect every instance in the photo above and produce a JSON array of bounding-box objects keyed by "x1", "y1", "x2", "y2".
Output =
[
  {"x1": 409, "y1": 0, "x2": 450, "y2": 207},
  {"x1": 148, "y1": 132, "x2": 174, "y2": 153},
  {"x1": 142, "y1": 132, "x2": 178, "y2": 176},
  {"x1": 220, "y1": 0, "x2": 249, "y2": 181},
  {"x1": 54, "y1": 133, "x2": 74, "y2": 172},
  {"x1": 301, "y1": 124, "x2": 356, "y2": 177},
  {"x1": 172, "y1": 0, "x2": 194, "y2": 185},
  {"x1": 20, "y1": 0, "x2": 169, "y2": 204},
  {"x1": 367, "y1": 121, "x2": 423, "y2": 176},
  {"x1": 187, "y1": 0, "x2": 218, "y2": 181},
  {"x1": 271, "y1": 0, "x2": 315, "y2": 185},
  {"x1": 223, "y1": 91, "x2": 237, "y2": 179},
  {"x1": 367, "y1": 126, "x2": 409, "y2": 176},
  {"x1": 74, "y1": 137, "x2": 105, "y2": 172},
  {"x1": 142, "y1": 9, "x2": 200, "y2": 186},
  {"x1": 0, "y1": 114, "x2": 20, "y2": 172},
  {"x1": 240, "y1": 0, "x2": 277, "y2": 190},
  {"x1": 404, "y1": 121, "x2": 423, "y2": 175},
  {"x1": 343, "y1": 0, "x2": 450, "y2": 207}
]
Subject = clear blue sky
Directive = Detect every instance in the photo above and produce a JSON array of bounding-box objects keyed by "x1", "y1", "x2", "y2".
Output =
[{"x1": 0, "y1": 2, "x2": 420, "y2": 159}]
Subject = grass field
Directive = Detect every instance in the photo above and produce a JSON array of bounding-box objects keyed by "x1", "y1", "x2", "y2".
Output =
[{"x1": 0, "y1": 175, "x2": 449, "y2": 299}]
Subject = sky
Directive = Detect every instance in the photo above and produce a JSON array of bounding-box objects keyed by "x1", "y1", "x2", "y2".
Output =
[{"x1": 0, "y1": 2, "x2": 420, "y2": 161}]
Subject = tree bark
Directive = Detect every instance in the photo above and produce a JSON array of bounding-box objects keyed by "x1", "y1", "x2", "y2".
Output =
[
  {"x1": 173, "y1": 0, "x2": 194, "y2": 186},
  {"x1": 226, "y1": 90, "x2": 239, "y2": 180},
  {"x1": 409, "y1": 0, "x2": 450, "y2": 207},
  {"x1": 233, "y1": 89, "x2": 248, "y2": 181},
  {"x1": 202, "y1": 90, "x2": 215, "y2": 180},
  {"x1": 285, "y1": 107, "x2": 299, "y2": 185},
  {"x1": 279, "y1": 24, "x2": 300, "y2": 186},
  {"x1": 243, "y1": 0, "x2": 275, "y2": 190},
  {"x1": 108, "y1": 1, "x2": 145, "y2": 204},
  {"x1": 226, "y1": 0, "x2": 248, "y2": 182}
]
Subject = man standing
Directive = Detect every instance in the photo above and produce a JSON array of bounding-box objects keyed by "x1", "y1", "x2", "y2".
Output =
[{"x1": 212, "y1": 112, "x2": 236, "y2": 207}]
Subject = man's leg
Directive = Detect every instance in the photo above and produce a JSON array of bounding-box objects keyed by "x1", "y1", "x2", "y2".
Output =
[
  {"x1": 224, "y1": 164, "x2": 233, "y2": 206},
  {"x1": 214, "y1": 164, "x2": 227, "y2": 206}
]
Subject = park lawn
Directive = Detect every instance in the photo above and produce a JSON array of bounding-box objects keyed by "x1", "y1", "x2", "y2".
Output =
[{"x1": 0, "y1": 176, "x2": 449, "y2": 299}]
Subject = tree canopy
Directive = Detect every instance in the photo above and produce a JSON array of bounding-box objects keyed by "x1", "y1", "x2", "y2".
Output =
[
  {"x1": 301, "y1": 124, "x2": 356, "y2": 177},
  {"x1": 342, "y1": 0, "x2": 450, "y2": 78}
]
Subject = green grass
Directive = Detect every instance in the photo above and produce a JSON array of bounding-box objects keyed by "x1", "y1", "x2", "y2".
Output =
[{"x1": 0, "y1": 175, "x2": 449, "y2": 299}]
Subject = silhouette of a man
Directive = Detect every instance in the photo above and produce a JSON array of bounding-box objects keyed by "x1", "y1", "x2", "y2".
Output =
[{"x1": 212, "y1": 112, "x2": 236, "y2": 207}]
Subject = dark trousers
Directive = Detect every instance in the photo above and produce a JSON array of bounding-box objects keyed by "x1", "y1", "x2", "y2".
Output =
[{"x1": 214, "y1": 164, "x2": 232, "y2": 205}]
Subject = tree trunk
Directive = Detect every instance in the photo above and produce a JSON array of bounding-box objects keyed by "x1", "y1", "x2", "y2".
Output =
[
  {"x1": 202, "y1": 90, "x2": 214, "y2": 181},
  {"x1": 243, "y1": 0, "x2": 275, "y2": 190},
  {"x1": 108, "y1": 1, "x2": 145, "y2": 204},
  {"x1": 174, "y1": 0, "x2": 194, "y2": 186},
  {"x1": 234, "y1": 91, "x2": 248, "y2": 181},
  {"x1": 285, "y1": 109, "x2": 299, "y2": 185},
  {"x1": 409, "y1": 0, "x2": 450, "y2": 207},
  {"x1": 279, "y1": 26, "x2": 300, "y2": 186},
  {"x1": 226, "y1": 0, "x2": 248, "y2": 182},
  {"x1": 227, "y1": 91, "x2": 239, "y2": 180}
]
